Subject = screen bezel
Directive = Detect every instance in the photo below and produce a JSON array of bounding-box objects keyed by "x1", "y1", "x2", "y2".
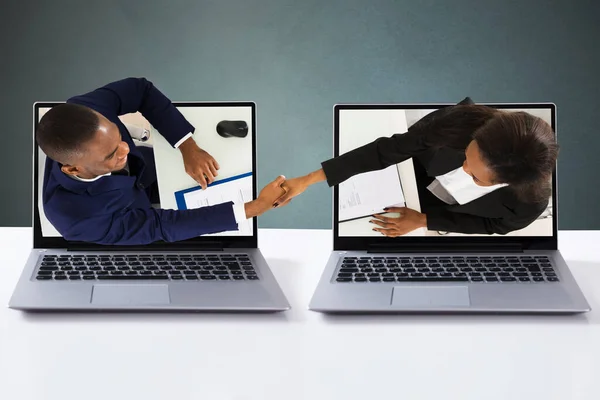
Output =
[
  {"x1": 33, "y1": 101, "x2": 258, "y2": 250},
  {"x1": 332, "y1": 102, "x2": 558, "y2": 251}
]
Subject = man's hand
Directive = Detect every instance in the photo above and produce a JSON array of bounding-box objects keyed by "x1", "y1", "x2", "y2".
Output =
[
  {"x1": 245, "y1": 175, "x2": 290, "y2": 218},
  {"x1": 179, "y1": 137, "x2": 220, "y2": 190},
  {"x1": 370, "y1": 207, "x2": 427, "y2": 237}
]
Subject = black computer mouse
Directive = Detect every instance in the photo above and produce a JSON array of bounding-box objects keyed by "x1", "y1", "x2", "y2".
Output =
[{"x1": 216, "y1": 120, "x2": 248, "y2": 138}]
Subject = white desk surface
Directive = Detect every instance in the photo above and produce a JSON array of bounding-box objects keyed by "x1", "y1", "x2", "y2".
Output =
[
  {"x1": 1, "y1": 228, "x2": 600, "y2": 400},
  {"x1": 151, "y1": 107, "x2": 253, "y2": 211}
]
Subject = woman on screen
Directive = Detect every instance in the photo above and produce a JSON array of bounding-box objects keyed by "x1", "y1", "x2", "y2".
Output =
[{"x1": 275, "y1": 98, "x2": 558, "y2": 236}]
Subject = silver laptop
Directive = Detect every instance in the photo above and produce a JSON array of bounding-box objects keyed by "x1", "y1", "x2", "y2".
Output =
[
  {"x1": 9, "y1": 101, "x2": 290, "y2": 312},
  {"x1": 309, "y1": 102, "x2": 590, "y2": 313}
]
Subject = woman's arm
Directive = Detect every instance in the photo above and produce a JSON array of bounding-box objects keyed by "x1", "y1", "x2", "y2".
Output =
[
  {"x1": 425, "y1": 208, "x2": 539, "y2": 235},
  {"x1": 321, "y1": 129, "x2": 427, "y2": 187},
  {"x1": 275, "y1": 129, "x2": 427, "y2": 205}
]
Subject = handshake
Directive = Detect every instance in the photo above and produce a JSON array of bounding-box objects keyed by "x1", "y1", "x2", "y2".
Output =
[
  {"x1": 179, "y1": 140, "x2": 327, "y2": 219},
  {"x1": 243, "y1": 170, "x2": 326, "y2": 218}
]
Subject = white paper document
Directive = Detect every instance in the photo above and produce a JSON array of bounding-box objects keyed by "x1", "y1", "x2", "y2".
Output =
[
  {"x1": 182, "y1": 175, "x2": 253, "y2": 235},
  {"x1": 338, "y1": 165, "x2": 405, "y2": 222}
]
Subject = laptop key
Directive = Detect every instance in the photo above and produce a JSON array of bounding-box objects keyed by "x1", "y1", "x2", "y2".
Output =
[
  {"x1": 500, "y1": 277, "x2": 516, "y2": 282},
  {"x1": 36, "y1": 276, "x2": 52, "y2": 280},
  {"x1": 547, "y1": 277, "x2": 559, "y2": 282},
  {"x1": 200, "y1": 275, "x2": 217, "y2": 280},
  {"x1": 37, "y1": 270, "x2": 53, "y2": 275},
  {"x1": 41, "y1": 261, "x2": 57, "y2": 266}
]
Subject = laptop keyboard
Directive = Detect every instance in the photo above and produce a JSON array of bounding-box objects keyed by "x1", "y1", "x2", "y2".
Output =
[
  {"x1": 35, "y1": 254, "x2": 258, "y2": 281},
  {"x1": 335, "y1": 255, "x2": 558, "y2": 283}
]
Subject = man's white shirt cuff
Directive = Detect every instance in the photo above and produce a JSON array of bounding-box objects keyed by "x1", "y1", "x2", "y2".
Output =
[
  {"x1": 232, "y1": 203, "x2": 248, "y2": 224},
  {"x1": 174, "y1": 132, "x2": 193, "y2": 148}
]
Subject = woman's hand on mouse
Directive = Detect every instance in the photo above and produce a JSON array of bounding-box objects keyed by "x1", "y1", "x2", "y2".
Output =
[
  {"x1": 370, "y1": 207, "x2": 427, "y2": 237},
  {"x1": 178, "y1": 137, "x2": 220, "y2": 190}
]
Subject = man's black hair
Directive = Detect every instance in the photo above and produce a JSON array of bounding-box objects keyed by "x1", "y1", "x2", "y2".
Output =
[{"x1": 36, "y1": 103, "x2": 100, "y2": 164}]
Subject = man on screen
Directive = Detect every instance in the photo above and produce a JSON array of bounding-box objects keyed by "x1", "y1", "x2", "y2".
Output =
[{"x1": 37, "y1": 77, "x2": 288, "y2": 245}]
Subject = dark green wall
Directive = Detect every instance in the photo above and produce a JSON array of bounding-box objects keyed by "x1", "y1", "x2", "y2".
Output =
[{"x1": 1, "y1": 0, "x2": 599, "y2": 229}]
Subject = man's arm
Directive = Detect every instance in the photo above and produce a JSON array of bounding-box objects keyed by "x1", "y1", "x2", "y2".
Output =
[
  {"x1": 64, "y1": 202, "x2": 238, "y2": 245},
  {"x1": 67, "y1": 77, "x2": 193, "y2": 148},
  {"x1": 56, "y1": 176, "x2": 287, "y2": 245},
  {"x1": 69, "y1": 77, "x2": 220, "y2": 189}
]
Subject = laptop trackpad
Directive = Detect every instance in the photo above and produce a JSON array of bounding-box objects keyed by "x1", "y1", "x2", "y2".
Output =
[
  {"x1": 91, "y1": 285, "x2": 171, "y2": 305},
  {"x1": 391, "y1": 286, "x2": 470, "y2": 307}
]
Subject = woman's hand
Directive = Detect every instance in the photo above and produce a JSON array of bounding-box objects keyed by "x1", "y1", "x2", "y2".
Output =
[
  {"x1": 370, "y1": 207, "x2": 427, "y2": 237},
  {"x1": 274, "y1": 169, "x2": 327, "y2": 206},
  {"x1": 273, "y1": 176, "x2": 309, "y2": 207}
]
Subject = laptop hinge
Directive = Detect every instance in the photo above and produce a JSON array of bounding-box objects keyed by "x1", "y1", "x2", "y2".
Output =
[
  {"x1": 367, "y1": 243, "x2": 524, "y2": 254},
  {"x1": 67, "y1": 241, "x2": 225, "y2": 252}
]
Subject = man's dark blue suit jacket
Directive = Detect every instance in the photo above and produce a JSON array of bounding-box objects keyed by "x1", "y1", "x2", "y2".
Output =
[{"x1": 42, "y1": 78, "x2": 238, "y2": 245}]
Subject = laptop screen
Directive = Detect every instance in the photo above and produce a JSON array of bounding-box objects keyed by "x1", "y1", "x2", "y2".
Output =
[
  {"x1": 333, "y1": 103, "x2": 557, "y2": 250},
  {"x1": 34, "y1": 102, "x2": 257, "y2": 249}
]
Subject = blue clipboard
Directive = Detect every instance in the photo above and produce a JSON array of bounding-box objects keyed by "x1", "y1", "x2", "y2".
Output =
[{"x1": 174, "y1": 172, "x2": 253, "y2": 210}]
